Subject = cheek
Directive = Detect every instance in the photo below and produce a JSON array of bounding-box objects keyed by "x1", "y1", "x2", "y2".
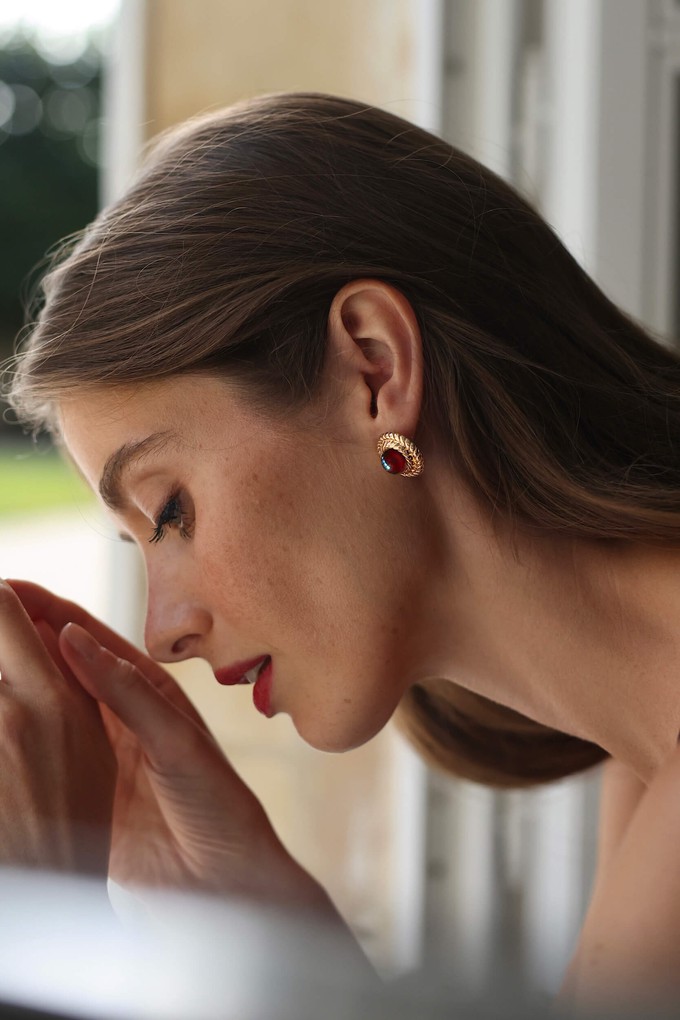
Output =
[
  {"x1": 193, "y1": 473, "x2": 307, "y2": 631},
  {"x1": 197, "y1": 445, "x2": 409, "y2": 657},
  {"x1": 199, "y1": 454, "x2": 319, "y2": 601}
]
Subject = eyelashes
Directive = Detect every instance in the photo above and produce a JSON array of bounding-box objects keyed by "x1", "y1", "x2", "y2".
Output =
[{"x1": 149, "y1": 490, "x2": 194, "y2": 544}]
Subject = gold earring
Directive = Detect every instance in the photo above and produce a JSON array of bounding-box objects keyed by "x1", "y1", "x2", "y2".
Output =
[{"x1": 377, "y1": 432, "x2": 424, "y2": 477}]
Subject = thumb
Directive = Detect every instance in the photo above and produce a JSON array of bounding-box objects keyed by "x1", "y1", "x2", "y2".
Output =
[{"x1": 60, "y1": 622, "x2": 210, "y2": 774}]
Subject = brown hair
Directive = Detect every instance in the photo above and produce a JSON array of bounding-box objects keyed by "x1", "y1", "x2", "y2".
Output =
[{"x1": 7, "y1": 92, "x2": 680, "y2": 787}]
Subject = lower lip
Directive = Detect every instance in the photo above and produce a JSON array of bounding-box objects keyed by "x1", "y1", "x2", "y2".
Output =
[{"x1": 253, "y1": 658, "x2": 274, "y2": 718}]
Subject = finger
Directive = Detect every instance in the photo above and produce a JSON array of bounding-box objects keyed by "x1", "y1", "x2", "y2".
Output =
[
  {"x1": 0, "y1": 579, "x2": 67, "y2": 695},
  {"x1": 33, "y1": 619, "x2": 72, "y2": 678},
  {"x1": 31, "y1": 619, "x2": 128, "y2": 751},
  {"x1": 9, "y1": 579, "x2": 206, "y2": 728},
  {"x1": 59, "y1": 622, "x2": 215, "y2": 774},
  {"x1": 10, "y1": 579, "x2": 163, "y2": 674}
]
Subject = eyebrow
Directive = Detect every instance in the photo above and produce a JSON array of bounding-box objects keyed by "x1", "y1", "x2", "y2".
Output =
[{"x1": 99, "y1": 430, "x2": 179, "y2": 510}]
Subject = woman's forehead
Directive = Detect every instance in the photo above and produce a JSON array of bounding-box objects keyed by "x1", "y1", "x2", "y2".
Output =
[
  {"x1": 57, "y1": 375, "x2": 272, "y2": 485},
  {"x1": 58, "y1": 380, "x2": 206, "y2": 468}
]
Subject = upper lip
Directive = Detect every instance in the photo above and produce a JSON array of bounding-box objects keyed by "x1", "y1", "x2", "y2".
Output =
[{"x1": 214, "y1": 655, "x2": 269, "y2": 686}]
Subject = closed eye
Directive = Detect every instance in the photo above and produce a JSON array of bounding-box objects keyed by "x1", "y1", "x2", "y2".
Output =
[{"x1": 149, "y1": 490, "x2": 193, "y2": 543}]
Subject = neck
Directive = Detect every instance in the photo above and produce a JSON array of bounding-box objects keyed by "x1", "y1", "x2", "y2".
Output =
[{"x1": 421, "y1": 478, "x2": 680, "y2": 784}]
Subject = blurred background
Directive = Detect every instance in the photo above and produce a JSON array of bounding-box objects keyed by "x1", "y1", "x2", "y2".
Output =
[{"x1": 0, "y1": 0, "x2": 678, "y2": 1012}]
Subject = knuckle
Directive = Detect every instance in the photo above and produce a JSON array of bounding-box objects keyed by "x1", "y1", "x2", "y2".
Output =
[{"x1": 112, "y1": 655, "x2": 139, "y2": 688}]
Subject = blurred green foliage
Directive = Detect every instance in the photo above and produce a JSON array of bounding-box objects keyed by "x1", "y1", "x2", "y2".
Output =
[
  {"x1": 0, "y1": 444, "x2": 94, "y2": 515},
  {"x1": 0, "y1": 32, "x2": 101, "y2": 390}
]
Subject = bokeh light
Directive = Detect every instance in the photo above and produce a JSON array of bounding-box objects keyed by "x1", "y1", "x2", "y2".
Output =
[
  {"x1": 0, "y1": 0, "x2": 111, "y2": 371},
  {"x1": 0, "y1": 0, "x2": 120, "y2": 38}
]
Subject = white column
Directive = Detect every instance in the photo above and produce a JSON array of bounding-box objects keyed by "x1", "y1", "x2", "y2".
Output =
[
  {"x1": 100, "y1": 0, "x2": 147, "y2": 206},
  {"x1": 522, "y1": 777, "x2": 596, "y2": 995},
  {"x1": 542, "y1": 0, "x2": 651, "y2": 320},
  {"x1": 100, "y1": 0, "x2": 149, "y2": 642},
  {"x1": 645, "y1": 0, "x2": 680, "y2": 335},
  {"x1": 410, "y1": 0, "x2": 446, "y2": 133},
  {"x1": 470, "y1": 0, "x2": 523, "y2": 179},
  {"x1": 390, "y1": 733, "x2": 428, "y2": 973},
  {"x1": 594, "y1": 0, "x2": 650, "y2": 320},
  {"x1": 542, "y1": 0, "x2": 602, "y2": 270}
]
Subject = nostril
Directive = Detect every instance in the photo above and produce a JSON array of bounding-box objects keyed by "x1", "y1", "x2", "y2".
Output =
[
  {"x1": 146, "y1": 633, "x2": 197, "y2": 662},
  {"x1": 144, "y1": 605, "x2": 212, "y2": 663},
  {"x1": 170, "y1": 634, "x2": 198, "y2": 658}
]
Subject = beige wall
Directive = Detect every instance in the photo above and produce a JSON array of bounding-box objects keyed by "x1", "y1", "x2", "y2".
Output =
[
  {"x1": 143, "y1": 0, "x2": 427, "y2": 136},
  {"x1": 134, "y1": 0, "x2": 430, "y2": 971}
]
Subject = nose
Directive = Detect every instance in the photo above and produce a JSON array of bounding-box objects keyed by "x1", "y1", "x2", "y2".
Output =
[{"x1": 144, "y1": 586, "x2": 213, "y2": 663}]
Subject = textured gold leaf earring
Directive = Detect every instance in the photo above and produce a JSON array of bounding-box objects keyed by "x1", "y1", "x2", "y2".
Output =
[{"x1": 377, "y1": 433, "x2": 424, "y2": 477}]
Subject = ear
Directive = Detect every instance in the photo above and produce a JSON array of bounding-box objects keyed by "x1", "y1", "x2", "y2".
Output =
[{"x1": 324, "y1": 279, "x2": 424, "y2": 439}]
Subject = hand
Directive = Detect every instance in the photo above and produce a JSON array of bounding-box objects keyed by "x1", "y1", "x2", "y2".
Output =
[
  {"x1": 0, "y1": 580, "x2": 115, "y2": 875},
  {"x1": 8, "y1": 580, "x2": 330, "y2": 914},
  {"x1": 560, "y1": 749, "x2": 680, "y2": 1012}
]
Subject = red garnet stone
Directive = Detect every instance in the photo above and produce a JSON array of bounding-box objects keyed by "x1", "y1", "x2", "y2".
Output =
[{"x1": 381, "y1": 448, "x2": 407, "y2": 474}]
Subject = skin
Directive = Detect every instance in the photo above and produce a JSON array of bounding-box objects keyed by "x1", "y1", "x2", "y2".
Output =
[
  {"x1": 0, "y1": 584, "x2": 115, "y2": 875},
  {"x1": 4, "y1": 279, "x2": 680, "y2": 1004},
  {"x1": 559, "y1": 749, "x2": 680, "y2": 1010},
  {"x1": 56, "y1": 279, "x2": 680, "y2": 780},
  {"x1": 58, "y1": 376, "x2": 432, "y2": 755}
]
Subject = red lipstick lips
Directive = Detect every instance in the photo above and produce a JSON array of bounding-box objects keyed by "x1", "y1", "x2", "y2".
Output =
[
  {"x1": 214, "y1": 656, "x2": 274, "y2": 718},
  {"x1": 214, "y1": 656, "x2": 267, "y2": 686},
  {"x1": 252, "y1": 657, "x2": 273, "y2": 718}
]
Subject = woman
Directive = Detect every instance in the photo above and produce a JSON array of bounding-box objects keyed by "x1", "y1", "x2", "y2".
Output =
[{"x1": 3, "y1": 91, "x2": 680, "y2": 1008}]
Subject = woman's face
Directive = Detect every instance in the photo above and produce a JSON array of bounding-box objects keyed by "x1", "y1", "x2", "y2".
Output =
[{"x1": 58, "y1": 374, "x2": 439, "y2": 752}]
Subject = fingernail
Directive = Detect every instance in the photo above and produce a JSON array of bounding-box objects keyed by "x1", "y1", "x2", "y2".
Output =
[{"x1": 62, "y1": 623, "x2": 100, "y2": 662}]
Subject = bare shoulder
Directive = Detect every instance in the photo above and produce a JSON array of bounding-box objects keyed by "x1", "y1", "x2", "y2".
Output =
[{"x1": 560, "y1": 745, "x2": 680, "y2": 1010}]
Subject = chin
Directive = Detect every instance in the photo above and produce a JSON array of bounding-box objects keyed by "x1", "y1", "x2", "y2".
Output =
[{"x1": 289, "y1": 704, "x2": 395, "y2": 754}]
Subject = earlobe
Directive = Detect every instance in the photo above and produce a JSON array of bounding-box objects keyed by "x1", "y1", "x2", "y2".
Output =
[{"x1": 326, "y1": 279, "x2": 424, "y2": 437}]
